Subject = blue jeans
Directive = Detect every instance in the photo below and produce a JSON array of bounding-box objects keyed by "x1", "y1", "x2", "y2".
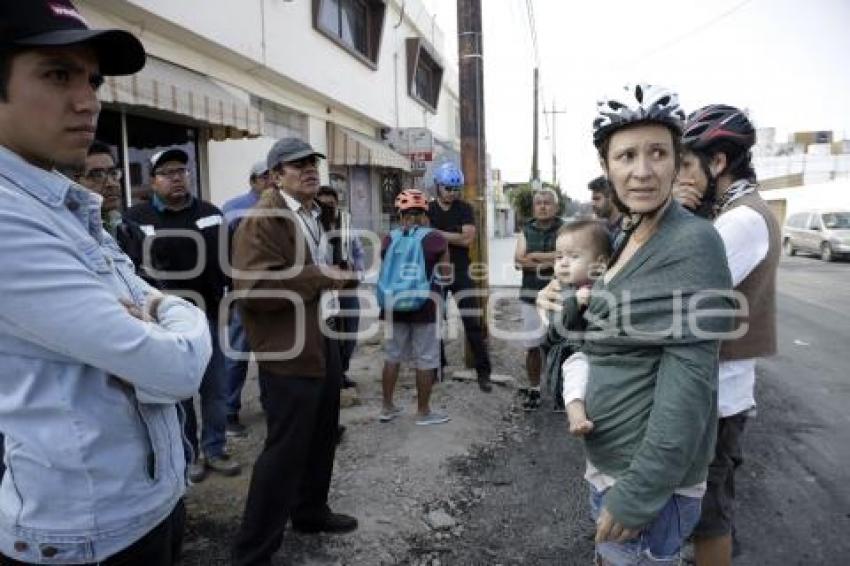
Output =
[
  {"x1": 181, "y1": 318, "x2": 228, "y2": 460},
  {"x1": 589, "y1": 485, "x2": 702, "y2": 565},
  {"x1": 224, "y1": 309, "x2": 250, "y2": 418}
]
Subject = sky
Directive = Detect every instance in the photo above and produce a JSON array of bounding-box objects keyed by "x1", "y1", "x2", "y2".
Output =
[{"x1": 423, "y1": 0, "x2": 850, "y2": 201}]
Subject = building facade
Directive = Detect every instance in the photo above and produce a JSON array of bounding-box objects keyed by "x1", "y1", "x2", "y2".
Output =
[{"x1": 79, "y1": 0, "x2": 461, "y2": 234}]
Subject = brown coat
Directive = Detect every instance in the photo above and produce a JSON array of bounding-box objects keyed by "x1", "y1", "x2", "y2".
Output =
[
  {"x1": 232, "y1": 189, "x2": 351, "y2": 378},
  {"x1": 720, "y1": 191, "x2": 781, "y2": 361}
]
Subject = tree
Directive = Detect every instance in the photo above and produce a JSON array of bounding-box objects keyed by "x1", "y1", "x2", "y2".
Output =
[{"x1": 506, "y1": 182, "x2": 574, "y2": 229}]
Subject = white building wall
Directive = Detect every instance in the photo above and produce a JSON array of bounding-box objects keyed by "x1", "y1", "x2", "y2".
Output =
[
  {"x1": 207, "y1": 137, "x2": 277, "y2": 206},
  {"x1": 81, "y1": 0, "x2": 459, "y2": 142},
  {"x1": 761, "y1": 180, "x2": 850, "y2": 215},
  {"x1": 79, "y1": 0, "x2": 460, "y2": 207}
]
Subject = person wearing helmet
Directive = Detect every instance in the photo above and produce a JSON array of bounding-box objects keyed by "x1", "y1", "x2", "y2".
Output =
[
  {"x1": 427, "y1": 162, "x2": 493, "y2": 392},
  {"x1": 378, "y1": 190, "x2": 451, "y2": 425},
  {"x1": 539, "y1": 84, "x2": 735, "y2": 565},
  {"x1": 675, "y1": 105, "x2": 781, "y2": 566}
]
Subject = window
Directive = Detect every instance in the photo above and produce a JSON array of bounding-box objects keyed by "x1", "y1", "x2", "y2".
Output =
[
  {"x1": 314, "y1": 0, "x2": 386, "y2": 68},
  {"x1": 406, "y1": 38, "x2": 444, "y2": 112},
  {"x1": 787, "y1": 213, "x2": 807, "y2": 228}
]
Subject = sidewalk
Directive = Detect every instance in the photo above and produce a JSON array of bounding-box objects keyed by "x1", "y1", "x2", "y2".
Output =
[
  {"x1": 182, "y1": 295, "x2": 532, "y2": 565},
  {"x1": 489, "y1": 234, "x2": 521, "y2": 288}
]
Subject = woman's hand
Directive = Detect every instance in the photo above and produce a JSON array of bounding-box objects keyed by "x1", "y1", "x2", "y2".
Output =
[{"x1": 595, "y1": 507, "x2": 640, "y2": 544}]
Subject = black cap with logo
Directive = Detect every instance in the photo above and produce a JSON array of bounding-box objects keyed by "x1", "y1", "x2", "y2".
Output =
[
  {"x1": 150, "y1": 148, "x2": 189, "y2": 173},
  {"x1": 0, "y1": 0, "x2": 145, "y2": 76}
]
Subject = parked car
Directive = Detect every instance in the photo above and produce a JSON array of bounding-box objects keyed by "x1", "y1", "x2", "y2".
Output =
[{"x1": 783, "y1": 210, "x2": 850, "y2": 261}]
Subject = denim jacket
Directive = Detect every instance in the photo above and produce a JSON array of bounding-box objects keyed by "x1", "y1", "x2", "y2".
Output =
[{"x1": 0, "y1": 146, "x2": 211, "y2": 563}]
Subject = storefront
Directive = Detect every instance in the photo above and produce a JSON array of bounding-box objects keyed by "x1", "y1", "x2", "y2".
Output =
[
  {"x1": 326, "y1": 124, "x2": 412, "y2": 234},
  {"x1": 94, "y1": 56, "x2": 263, "y2": 208}
]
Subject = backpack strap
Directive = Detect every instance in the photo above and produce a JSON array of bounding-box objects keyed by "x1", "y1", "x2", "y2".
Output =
[{"x1": 408, "y1": 226, "x2": 432, "y2": 242}]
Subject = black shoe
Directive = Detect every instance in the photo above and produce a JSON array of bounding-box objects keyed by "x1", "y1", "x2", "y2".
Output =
[
  {"x1": 477, "y1": 373, "x2": 493, "y2": 393},
  {"x1": 341, "y1": 376, "x2": 356, "y2": 389},
  {"x1": 522, "y1": 390, "x2": 541, "y2": 411},
  {"x1": 292, "y1": 512, "x2": 358, "y2": 534},
  {"x1": 552, "y1": 393, "x2": 565, "y2": 413}
]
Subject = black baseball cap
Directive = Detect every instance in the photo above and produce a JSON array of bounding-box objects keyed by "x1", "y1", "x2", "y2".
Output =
[
  {"x1": 150, "y1": 148, "x2": 189, "y2": 173},
  {"x1": 0, "y1": 0, "x2": 146, "y2": 76},
  {"x1": 267, "y1": 138, "x2": 326, "y2": 171}
]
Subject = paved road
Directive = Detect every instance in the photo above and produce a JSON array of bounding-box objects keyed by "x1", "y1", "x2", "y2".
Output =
[{"x1": 450, "y1": 254, "x2": 850, "y2": 565}]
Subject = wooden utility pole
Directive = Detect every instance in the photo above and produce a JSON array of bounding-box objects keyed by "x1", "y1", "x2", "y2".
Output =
[
  {"x1": 531, "y1": 67, "x2": 540, "y2": 183},
  {"x1": 543, "y1": 102, "x2": 566, "y2": 187},
  {"x1": 457, "y1": 0, "x2": 489, "y2": 368}
]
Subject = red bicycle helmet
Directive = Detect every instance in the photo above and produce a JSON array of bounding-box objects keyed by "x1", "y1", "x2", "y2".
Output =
[
  {"x1": 682, "y1": 105, "x2": 755, "y2": 152},
  {"x1": 395, "y1": 189, "x2": 428, "y2": 212}
]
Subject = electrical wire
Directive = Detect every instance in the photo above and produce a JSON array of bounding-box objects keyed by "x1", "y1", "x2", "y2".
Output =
[{"x1": 623, "y1": 0, "x2": 755, "y2": 67}]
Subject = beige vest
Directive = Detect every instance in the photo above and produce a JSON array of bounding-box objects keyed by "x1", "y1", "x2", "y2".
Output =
[{"x1": 720, "y1": 191, "x2": 781, "y2": 361}]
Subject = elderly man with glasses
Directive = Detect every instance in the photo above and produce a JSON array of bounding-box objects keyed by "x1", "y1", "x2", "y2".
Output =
[
  {"x1": 231, "y1": 137, "x2": 360, "y2": 566},
  {"x1": 125, "y1": 147, "x2": 241, "y2": 483}
]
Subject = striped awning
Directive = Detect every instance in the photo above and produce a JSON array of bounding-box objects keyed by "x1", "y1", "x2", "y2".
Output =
[
  {"x1": 99, "y1": 56, "x2": 263, "y2": 140},
  {"x1": 328, "y1": 124, "x2": 411, "y2": 172}
]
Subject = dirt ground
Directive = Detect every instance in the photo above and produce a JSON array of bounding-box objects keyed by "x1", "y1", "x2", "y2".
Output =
[{"x1": 182, "y1": 297, "x2": 537, "y2": 565}]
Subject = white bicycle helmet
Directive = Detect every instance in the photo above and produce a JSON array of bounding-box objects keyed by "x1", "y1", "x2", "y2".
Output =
[{"x1": 592, "y1": 83, "x2": 686, "y2": 148}]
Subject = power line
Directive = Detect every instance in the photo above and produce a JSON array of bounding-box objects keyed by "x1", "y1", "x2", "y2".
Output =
[
  {"x1": 524, "y1": 0, "x2": 540, "y2": 66},
  {"x1": 624, "y1": 0, "x2": 755, "y2": 67}
]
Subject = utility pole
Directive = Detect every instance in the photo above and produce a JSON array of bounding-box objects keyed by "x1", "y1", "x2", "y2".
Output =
[
  {"x1": 543, "y1": 101, "x2": 566, "y2": 187},
  {"x1": 457, "y1": 0, "x2": 489, "y2": 369},
  {"x1": 531, "y1": 67, "x2": 539, "y2": 184}
]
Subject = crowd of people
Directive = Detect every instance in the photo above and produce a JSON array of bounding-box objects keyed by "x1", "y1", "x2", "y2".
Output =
[{"x1": 0, "y1": 2, "x2": 778, "y2": 565}]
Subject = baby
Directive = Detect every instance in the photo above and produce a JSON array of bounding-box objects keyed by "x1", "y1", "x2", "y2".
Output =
[{"x1": 547, "y1": 220, "x2": 611, "y2": 435}]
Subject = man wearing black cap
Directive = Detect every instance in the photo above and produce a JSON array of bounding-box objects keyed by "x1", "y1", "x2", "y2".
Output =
[
  {"x1": 0, "y1": 2, "x2": 207, "y2": 564},
  {"x1": 232, "y1": 137, "x2": 360, "y2": 565},
  {"x1": 125, "y1": 147, "x2": 241, "y2": 483}
]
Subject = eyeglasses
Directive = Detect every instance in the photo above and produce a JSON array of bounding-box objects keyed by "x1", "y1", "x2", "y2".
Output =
[
  {"x1": 84, "y1": 167, "x2": 123, "y2": 184},
  {"x1": 154, "y1": 167, "x2": 190, "y2": 179},
  {"x1": 284, "y1": 155, "x2": 320, "y2": 170}
]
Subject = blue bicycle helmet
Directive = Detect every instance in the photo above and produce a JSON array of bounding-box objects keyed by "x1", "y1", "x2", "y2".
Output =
[{"x1": 433, "y1": 162, "x2": 464, "y2": 188}]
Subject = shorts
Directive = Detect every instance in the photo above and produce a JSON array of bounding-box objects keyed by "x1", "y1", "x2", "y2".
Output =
[
  {"x1": 520, "y1": 301, "x2": 546, "y2": 349},
  {"x1": 384, "y1": 321, "x2": 440, "y2": 370},
  {"x1": 692, "y1": 413, "x2": 748, "y2": 538},
  {"x1": 589, "y1": 485, "x2": 702, "y2": 565}
]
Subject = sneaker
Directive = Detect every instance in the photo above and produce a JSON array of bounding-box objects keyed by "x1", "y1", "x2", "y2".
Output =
[
  {"x1": 415, "y1": 411, "x2": 450, "y2": 426},
  {"x1": 205, "y1": 453, "x2": 241, "y2": 477},
  {"x1": 522, "y1": 390, "x2": 541, "y2": 411},
  {"x1": 225, "y1": 414, "x2": 247, "y2": 438},
  {"x1": 188, "y1": 459, "x2": 206, "y2": 484},
  {"x1": 379, "y1": 406, "x2": 403, "y2": 423}
]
